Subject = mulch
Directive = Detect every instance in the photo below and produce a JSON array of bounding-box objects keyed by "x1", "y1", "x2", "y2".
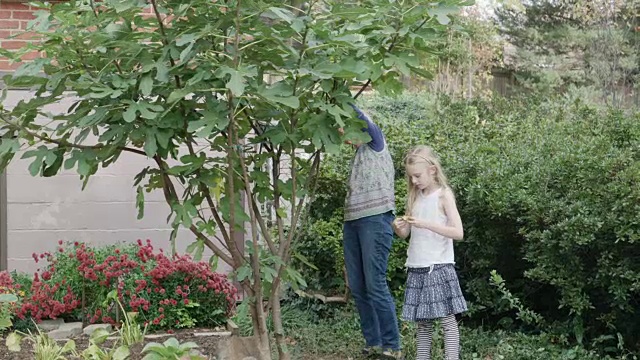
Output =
[{"x1": 0, "y1": 328, "x2": 225, "y2": 360}]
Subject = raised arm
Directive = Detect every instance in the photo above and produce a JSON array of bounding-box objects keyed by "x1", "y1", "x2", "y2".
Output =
[{"x1": 351, "y1": 105, "x2": 385, "y2": 152}]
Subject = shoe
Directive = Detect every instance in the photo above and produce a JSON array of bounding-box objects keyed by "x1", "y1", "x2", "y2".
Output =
[
  {"x1": 362, "y1": 346, "x2": 381, "y2": 358},
  {"x1": 380, "y1": 349, "x2": 404, "y2": 360}
]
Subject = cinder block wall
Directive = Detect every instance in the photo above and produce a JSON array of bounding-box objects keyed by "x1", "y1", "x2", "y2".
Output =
[{"x1": 3, "y1": 90, "x2": 233, "y2": 274}]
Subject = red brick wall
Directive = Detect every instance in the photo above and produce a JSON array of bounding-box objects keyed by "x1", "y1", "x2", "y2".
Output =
[
  {"x1": 0, "y1": 1, "x2": 36, "y2": 71},
  {"x1": 0, "y1": 1, "x2": 155, "y2": 72}
]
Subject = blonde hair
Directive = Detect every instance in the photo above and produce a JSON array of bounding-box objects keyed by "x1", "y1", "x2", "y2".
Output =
[{"x1": 404, "y1": 145, "x2": 450, "y2": 216}]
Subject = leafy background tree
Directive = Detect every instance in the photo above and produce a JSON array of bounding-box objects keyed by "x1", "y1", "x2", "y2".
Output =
[{"x1": 496, "y1": 0, "x2": 640, "y2": 106}]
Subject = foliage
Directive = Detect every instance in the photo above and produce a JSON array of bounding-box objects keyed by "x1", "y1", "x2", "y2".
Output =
[
  {"x1": 105, "y1": 290, "x2": 147, "y2": 347},
  {"x1": 489, "y1": 270, "x2": 544, "y2": 327},
  {"x1": 277, "y1": 300, "x2": 625, "y2": 360},
  {"x1": 17, "y1": 241, "x2": 236, "y2": 331},
  {"x1": 0, "y1": 293, "x2": 19, "y2": 331},
  {"x1": 81, "y1": 328, "x2": 130, "y2": 360},
  {"x1": 496, "y1": 0, "x2": 640, "y2": 107},
  {"x1": 0, "y1": 271, "x2": 25, "y2": 331},
  {"x1": 425, "y1": 7, "x2": 504, "y2": 99},
  {"x1": 141, "y1": 337, "x2": 206, "y2": 360},
  {"x1": 294, "y1": 92, "x2": 640, "y2": 354},
  {"x1": 0, "y1": 0, "x2": 470, "y2": 357},
  {"x1": 6, "y1": 327, "x2": 77, "y2": 359}
]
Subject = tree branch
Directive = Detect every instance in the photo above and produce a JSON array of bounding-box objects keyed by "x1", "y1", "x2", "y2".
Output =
[
  {"x1": 0, "y1": 115, "x2": 146, "y2": 156},
  {"x1": 149, "y1": 0, "x2": 182, "y2": 89},
  {"x1": 153, "y1": 155, "x2": 235, "y2": 266},
  {"x1": 268, "y1": 150, "x2": 321, "y2": 302},
  {"x1": 250, "y1": 195, "x2": 277, "y2": 254}
]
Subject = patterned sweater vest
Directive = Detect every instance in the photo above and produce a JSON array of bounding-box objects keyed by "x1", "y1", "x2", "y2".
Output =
[{"x1": 344, "y1": 142, "x2": 395, "y2": 221}]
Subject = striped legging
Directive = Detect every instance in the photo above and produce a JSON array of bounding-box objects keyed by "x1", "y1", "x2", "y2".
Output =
[{"x1": 416, "y1": 314, "x2": 460, "y2": 360}]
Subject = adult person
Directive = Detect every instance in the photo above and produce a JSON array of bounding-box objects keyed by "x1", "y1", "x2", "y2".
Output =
[{"x1": 341, "y1": 105, "x2": 402, "y2": 359}]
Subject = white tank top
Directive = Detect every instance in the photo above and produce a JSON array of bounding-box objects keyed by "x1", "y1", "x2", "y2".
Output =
[{"x1": 405, "y1": 188, "x2": 455, "y2": 268}]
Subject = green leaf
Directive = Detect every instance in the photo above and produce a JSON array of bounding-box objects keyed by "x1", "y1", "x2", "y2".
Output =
[
  {"x1": 276, "y1": 207, "x2": 288, "y2": 219},
  {"x1": 90, "y1": 87, "x2": 116, "y2": 99},
  {"x1": 42, "y1": 149, "x2": 63, "y2": 177},
  {"x1": 176, "y1": 33, "x2": 198, "y2": 46},
  {"x1": 169, "y1": 225, "x2": 179, "y2": 257},
  {"x1": 22, "y1": 146, "x2": 49, "y2": 176},
  {"x1": 319, "y1": 103, "x2": 349, "y2": 127},
  {"x1": 167, "y1": 89, "x2": 191, "y2": 104},
  {"x1": 186, "y1": 241, "x2": 198, "y2": 254},
  {"x1": 105, "y1": 23, "x2": 127, "y2": 38},
  {"x1": 155, "y1": 130, "x2": 172, "y2": 150},
  {"x1": 427, "y1": 5, "x2": 459, "y2": 25},
  {"x1": 303, "y1": 62, "x2": 342, "y2": 79},
  {"x1": 217, "y1": 67, "x2": 245, "y2": 96},
  {"x1": 123, "y1": 105, "x2": 137, "y2": 122},
  {"x1": 257, "y1": 82, "x2": 299, "y2": 109},
  {"x1": 6, "y1": 332, "x2": 21, "y2": 352},
  {"x1": 0, "y1": 138, "x2": 20, "y2": 157},
  {"x1": 142, "y1": 341, "x2": 173, "y2": 357},
  {"x1": 179, "y1": 341, "x2": 199, "y2": 350},
  {"x1": 219, "y1": 196, "x2": 251, "y2": 227},
  {"x1": 0, "y1": 318, "x2": 12, "y2": 330},
  {"x1": 263, "y1": 7, "x2": 295, "y2": 23},
  {"x1": 408, "y1": 65, "x2": 434, "y2": 80},
  {"x1": 113, "y1": 345, "x2": 130, "y2": 360},
  {"x1": 293, "y1": 253, "x2": 318, "y2": 271},
  {"x1": 107, "y1": 0, "x2": 137, "y2": 13},
  {"x1": 236, "y1": 265, "x2": 252, "y2": 283},
  {"x1": 180, "y1": 42, "x2": 195, "y2": 63},
  {"x1": 163, "y1": 337, "x2": 180, "y2": 349},
  {"x1": 0, "y1": 294, "x2": 18, "y2": 303},
  {"x1": 226, "y1": 71, "x2": 245, "y2": 96},
  {"x1": 140, "y1": 75, "x2": 153, "y2": 96},
  {"x1": 136, "y1": 186, "x2": 145, "y2": 219},
  {"x1": 209, "y1": 255, "x2": 219, "y2": 271},
  {"x1": 261, "y1": 266, "x2": 278, "y2": 283},
  {"x1": 155, "y1": 61, "x2": 169, "y2": 82},
  {"x1": 193, "y1": 241, "x2": 204, "y2": 261},
  {"x1": 144, "y1": 129, "x2": 158, "y2": 157},
  {"x1": 61, "y1": 339, "x2": 76, "y2": 353},
  {"x1": 138, "y1": 102, "x2": 162, "y2": 119},
  {"x1": 90, "y1": 328, "x2": 111, "y2": 345},
  {"x1": 202, "y1": 107, "x2": 230, "y2": 131},
  {"x1": 13, "y1": 58, "x2": 47, "y2": 78}
]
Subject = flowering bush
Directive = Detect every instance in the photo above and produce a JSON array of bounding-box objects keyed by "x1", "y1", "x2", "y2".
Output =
[{"x1": 17, "y1": 240, "x2": 237, "y2": 331}]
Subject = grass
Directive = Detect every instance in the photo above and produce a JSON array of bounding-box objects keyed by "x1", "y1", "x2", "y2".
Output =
[{"x1": 262, "y1": 299, "x2": 635, "y2": 360}]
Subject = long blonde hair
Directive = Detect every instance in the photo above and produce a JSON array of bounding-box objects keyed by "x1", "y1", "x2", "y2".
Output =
[{"x1": 404, "y1": 145, "x2": 450, "y2": 216}]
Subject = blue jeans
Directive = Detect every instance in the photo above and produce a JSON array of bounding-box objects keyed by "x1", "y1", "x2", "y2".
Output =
[{"x1": 343, "y1": 211, "x2": 400, "y2": 351}]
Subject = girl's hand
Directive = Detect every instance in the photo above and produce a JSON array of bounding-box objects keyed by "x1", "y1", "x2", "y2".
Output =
[
  {"x1": 393, "y1": 216, "x2": 409, "y2": 229},
  {"x1": 393, "y1": 216, "x2": 411, "y2": 239},
  {"x1": 405, "y1": 216, "x2": 434, "y2": 230}
]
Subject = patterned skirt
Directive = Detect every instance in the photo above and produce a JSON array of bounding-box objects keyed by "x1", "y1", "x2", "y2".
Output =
[{"x1": 401, "y1": 264, "x2": 468, "y2": 322}]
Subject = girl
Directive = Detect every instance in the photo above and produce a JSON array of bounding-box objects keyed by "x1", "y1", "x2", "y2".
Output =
[{"x1": 393, "y1": 145, "x2": 467, "y2": 360}]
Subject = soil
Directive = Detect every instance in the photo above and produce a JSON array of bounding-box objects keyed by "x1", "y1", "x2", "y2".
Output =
[{"x1": 0, "y1": 328, "x2": 224, "y2": 360}]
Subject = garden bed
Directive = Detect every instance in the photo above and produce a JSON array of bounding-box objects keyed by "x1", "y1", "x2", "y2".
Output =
[{"x1": 0, "y1": 327, "x2": 229, "y2": 359}]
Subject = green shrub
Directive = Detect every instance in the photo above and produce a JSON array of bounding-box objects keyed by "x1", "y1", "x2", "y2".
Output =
[
  {"x1": 282, "y1": 300, "x2": 624, "y2": 360},
  {"x1": 294, "y1": 92, "x2": 640, "y2": 353}
]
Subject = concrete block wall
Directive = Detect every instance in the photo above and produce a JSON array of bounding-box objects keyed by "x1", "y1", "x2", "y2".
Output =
[{"x1": 2, "y1": 90, "x2": 235, "y2": 274}]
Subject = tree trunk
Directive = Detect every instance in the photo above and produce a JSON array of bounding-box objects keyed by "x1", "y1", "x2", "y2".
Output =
[
  {"x1": 247, "y1": 286, "x2": 272, "y2": 360},
  {"x1": 271, "y1": 283, "x2": 290, "y2": 360}
]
